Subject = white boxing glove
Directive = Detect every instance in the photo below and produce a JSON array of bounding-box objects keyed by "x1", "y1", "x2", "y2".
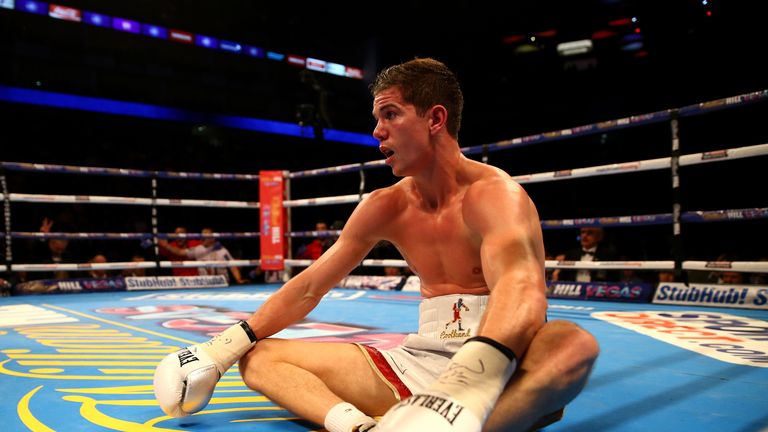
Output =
[
  {"x1": 153, "y1": 320, "x2": 258, "y2": 417},
  {"x1": 376, "y1": 336, "x2": 518, "y2": 431}
]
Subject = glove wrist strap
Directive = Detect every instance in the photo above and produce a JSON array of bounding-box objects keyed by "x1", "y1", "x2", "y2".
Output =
[{"x1": 201, "y1": 320, "x2": 258, "y2": 373}]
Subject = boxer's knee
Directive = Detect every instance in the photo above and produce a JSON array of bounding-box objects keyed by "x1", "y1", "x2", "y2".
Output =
[
  {"x1": 555, "y1": 321, "x2": 599, "y2": 371},
  {"x1": 534, "y1": 321, "x2": 599, "y2": 392},
  {"x1": 238, "y1": 339, "x2": 281, "y2": 390}
]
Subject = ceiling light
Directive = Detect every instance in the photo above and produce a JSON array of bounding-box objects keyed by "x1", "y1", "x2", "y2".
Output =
[{"x1": 557, "y1": 39, "x2": 593, "y2": 56}]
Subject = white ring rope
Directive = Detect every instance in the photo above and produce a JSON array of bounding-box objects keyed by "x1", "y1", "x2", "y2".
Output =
[
  {"x1": 11, "y1": 232, "x2": 150, "y2": 240},
  {"x1": 159, "y1": 260, "x2": 261, "y2": 269},
  {"x1": 289, "y1": 259, "x2": 768, "y2": 273},
  {"x1": 283, "y1": 194, "x2": 370, "y2": 208},
  {"x1": 1, "y1": 207, "x2": 764, "y2": 243},
  {"x1": 13, "y1": 261, "x2": 158, "y2": 272},
  {"x1": 513, "y1": 143, "x2": 768, "y2": 184},
  {"x1": 546, "y1": 260, "x2": 674, "y2": 270},
  {"x1": 6, "y1": 193, "x2": 259, "y2": 208},
  {"x1": 11, "y1": 259, "x2": 767, "y2": 273},
  {"x1": 286, "y1": 259, "x2": 410, "y2": 268},
  {"x1": 13, "y1": 260, "x2": 261, "y2": 272},
  {"x1": 6, "y1": 143, "x2": 764, "y2": 209},
  {"x1": 682, "y1": 261, "x2": 768, "y2": 273},
  {"x1": 288, "y1": 230, "x2": 343, "y2": 238},
  {"x1": 289, "y1": 160, "x2": 385, "y2": 179},
  {"x1": 0, "y1": 161, "x2": 261, "y2": 181}
]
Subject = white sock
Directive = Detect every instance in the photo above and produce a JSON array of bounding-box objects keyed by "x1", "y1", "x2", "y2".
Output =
[{"x1": 324, "y1": 402, "x2": 376, "y2": 432}]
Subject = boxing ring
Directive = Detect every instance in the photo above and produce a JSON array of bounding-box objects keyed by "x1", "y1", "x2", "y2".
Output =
[{"x1": 1, "y1": 90, "x2": 768, "y2": 431}]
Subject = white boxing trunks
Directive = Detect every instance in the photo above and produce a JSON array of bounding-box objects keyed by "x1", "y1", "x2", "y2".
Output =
[{"x1": 356, "y1": 293, "x2": 488, "y2": 401}]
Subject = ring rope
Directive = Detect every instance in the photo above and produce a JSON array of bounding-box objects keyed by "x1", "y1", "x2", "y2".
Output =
[
  {"x1": 13, "y1": 260, "x2": 261, "y2": 272},
  {"x1": 6, "y1": 232, "x2": 263, "y2": 240},
  {"x1": 7, "y1": 143, "x2": 764, "y2": 210},
  {"x1": 288, "y1": 160, "x2": 385, "y2": 179},
  {"x1": 14, "y1": 261, "x2": 159, "y2": 272},
  {"x1": 5, "y1": 193, "x2": 261, "y2": 208},
  {"x1": 0, "y1": 207, "x2": 764, "y2": 241},
  {"x1": 461, "y1": 90, "x2": 768, "y2": 156},
  {"x1": 540, "y1": 207, "x2": 768, "y2": 229},
  {"x1": 284, "y1": 90, "x2": 768, "y2": 178},
  {"x1": 3, "y1": 91, "x2": 765, "y2": 182},
  {"x1": 283, "y1": 194, "x2": 369, "y2": 208},
  {"x1": 11, "y1": 232, "x2": 151, "y2": 240},
  {"x1": 288, "y1": 230, "x2": 342, "y2": 238},
  {"x1": 0, "y1": 161, "x2": 261, "y2": 181},
  {"x1": 159, "y1": 260, "x2": 261, "y2": 269},
  {"x1": 10, "y1": 259, "x2": 768, "y2": 273},
  {"x1": 511, "y1": 143, "x2": 767, "y2": 184},
  {"x1": 682, "y1": 261, "x2": 768, "y2": 273}
]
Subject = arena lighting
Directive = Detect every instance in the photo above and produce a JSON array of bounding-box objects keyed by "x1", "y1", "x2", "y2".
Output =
[
  {"x1": 287, "y1": 55, "x2": 306, "y2": 67},
  {"x1": 326, "y1": 62, "x2": 345, "y2": 76},
  {"x1": 622, "y1": 33, "x2": 643, "y2": 43},
  {"x1": 16, "y1": 0, "x2": 46, "y2": 14},
  {"x1": 244, "y1": 45, "x2": 265, "y2": 58},
  {"x1": 6, "y1": 2, "x2": 364, "y2": 80},
  {"x1": 514, "y1": 44, "x2": 540, "y2": 54},
  {"x1": 557, "y1": 39, "x2": 593, "y2": 56},
  {"x1": 219, "y1": 40, "x2": 242, "y2": 53},
  {"x1": 112, "y1": 17, "x2": 140, "y2": 34},
  {"x1": 502, "y1": 34, "x2": 526, "y2": 44},
  {"x1": 592, "y1": 29, "x2": 617, "y2": 40},
  {"x1": 0, "y1": 84, "x2": 378, "y2": 147},
  {"x1": 621, "y1": 41, "x2": 643, "y2": 52},
  {"x1": 141, "y1": 23, "x2": 168, "y2": 39},
  {"x1": 534, "y1": 29, "x2": 557, "y2": 38},
  {"x1": 307, "y1": 58, "x2": 327, "y2": 72},
  {"x1": 608, "y1": 17, "x2": 632, "y2": 26},
  {"x1": 194, "y1": 34, "x2": 218, "y2": 49},
  {"x1": 48, "y1": 4, "x2": 80, "y2": 22},
  {"x1": 83, "y1": 11, "x2": 111, "y2": 28}
]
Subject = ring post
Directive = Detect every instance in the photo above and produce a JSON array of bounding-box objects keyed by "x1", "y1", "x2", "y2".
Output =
[
  {"x1": 669, "y1": 110, "x2": 685, "y2": 284},
  {"x1": 1, "y1": 169, "x2": 11, "y2": 274},
  {"x1": 150, "y1": 175, "x2": 160, "y2": 273}
]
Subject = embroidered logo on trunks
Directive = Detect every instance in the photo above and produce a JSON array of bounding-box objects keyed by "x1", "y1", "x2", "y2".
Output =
[{"x1": 441, "y1": 298, "x2": 472, "y2": 339}]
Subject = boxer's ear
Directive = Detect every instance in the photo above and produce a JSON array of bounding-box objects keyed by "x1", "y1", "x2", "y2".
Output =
[{"x1": 427, "y1": 105, "x2": 448, "y2": 135}]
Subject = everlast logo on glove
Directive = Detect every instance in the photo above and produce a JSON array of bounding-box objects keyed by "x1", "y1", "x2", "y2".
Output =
[
  {"x1": 177, "y1": 348, "x2": 199, "y2": 367},
  {"x1": 395, "y1": 394, "x2": 466, "y2": 425}
]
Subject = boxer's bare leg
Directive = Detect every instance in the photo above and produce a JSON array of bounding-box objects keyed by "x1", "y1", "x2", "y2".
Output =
[
  {"x1": 239, "y1": 339, "x2": 398, "y2": 427},
  {"x1": 484, "y1": 320, "x2": 599, "y2": 431}
]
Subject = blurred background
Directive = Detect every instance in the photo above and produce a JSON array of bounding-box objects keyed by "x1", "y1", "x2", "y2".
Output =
[{"x1": 2, "y1": 0, "x2": 766, "y2": 272}]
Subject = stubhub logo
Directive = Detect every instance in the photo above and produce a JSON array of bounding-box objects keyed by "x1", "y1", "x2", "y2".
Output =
[{"x1": 593, "y1": 311, "x2": 768, "y2": 367}]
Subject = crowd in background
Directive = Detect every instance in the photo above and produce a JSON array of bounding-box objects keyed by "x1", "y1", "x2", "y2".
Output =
[{"x1": 5, "y1": 214, "x2": 764, "y2": 288}]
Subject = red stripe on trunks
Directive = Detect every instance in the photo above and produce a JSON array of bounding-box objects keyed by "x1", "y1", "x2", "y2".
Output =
[{"x1": 362, "y1": 345, "x2": 412, "y2": 400}]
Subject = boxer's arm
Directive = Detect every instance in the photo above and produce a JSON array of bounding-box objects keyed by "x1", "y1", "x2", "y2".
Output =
[
  {"x1": 464, "y1": 177, "x2": 548, "y2": 358},
  {"x1": 248, "y1": 189, "x2": 396, "y2": 339}
]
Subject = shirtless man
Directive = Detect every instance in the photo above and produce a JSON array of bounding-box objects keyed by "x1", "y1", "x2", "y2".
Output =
[{"x1": 153, "y1": 58, "x2": 599, "y2": 431}]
